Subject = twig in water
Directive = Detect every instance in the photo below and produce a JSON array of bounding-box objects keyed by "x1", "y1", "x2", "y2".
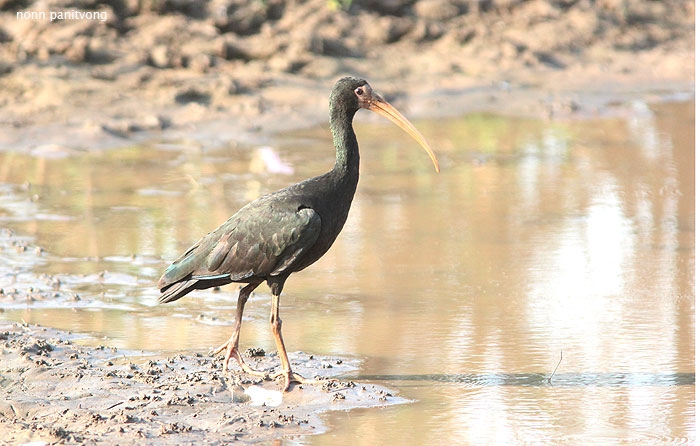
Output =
[{"x1": 547, "y1": 351, "x2": 563, "y2": 384}]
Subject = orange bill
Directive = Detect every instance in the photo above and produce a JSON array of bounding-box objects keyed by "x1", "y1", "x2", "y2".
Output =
[{"x1": 368, "y1": 95, "x2": 440, "y2": 173}]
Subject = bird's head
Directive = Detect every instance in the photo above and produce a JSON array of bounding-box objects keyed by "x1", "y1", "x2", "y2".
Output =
[{"x1": 331, "y1": 77, "x2": 440, "y2": 173}]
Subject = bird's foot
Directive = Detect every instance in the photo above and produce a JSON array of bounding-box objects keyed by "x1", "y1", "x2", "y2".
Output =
[
  {"x1": 210, "y1": 341, "x2": 271, "y2": 379},
  {"x1": 271, "y1": 370, "x2": 327, "y2": 392},
  {"x1": 210, "y1": 341, "x2": 228, "y2": 357},
  {"x1": 211, "y1": 341, "x2": 327, "y2": 392}
]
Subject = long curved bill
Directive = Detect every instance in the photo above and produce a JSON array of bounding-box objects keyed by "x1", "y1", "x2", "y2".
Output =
[{"x1": 368, "y1": 95, "x2": 440, "y2": 173}]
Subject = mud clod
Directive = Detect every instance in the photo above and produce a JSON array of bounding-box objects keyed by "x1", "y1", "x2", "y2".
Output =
[{"x1": 245, "y1": 347, "x2": 266, "y2": 357}]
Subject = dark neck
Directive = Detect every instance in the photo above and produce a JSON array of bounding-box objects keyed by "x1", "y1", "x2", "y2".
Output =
[{"x1": 330, "y1": 108, "x2": 360, "y2": 178}]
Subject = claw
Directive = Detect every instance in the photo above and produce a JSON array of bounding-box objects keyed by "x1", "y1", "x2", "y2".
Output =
[
  {"x1": 272, "y1": 370, "x2": 326, "y2": 391},
  {"x1": 211, "y1": 339, "x2": 270, "y2": 378}
]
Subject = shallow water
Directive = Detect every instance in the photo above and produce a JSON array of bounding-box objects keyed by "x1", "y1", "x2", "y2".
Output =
[{"x1": 0, "y1": 99, "x2": 694, "y2": 444}]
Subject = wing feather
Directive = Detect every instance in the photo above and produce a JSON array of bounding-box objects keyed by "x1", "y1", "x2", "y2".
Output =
[{"x1": 157, "y1": 199, "x2": 322, "y2": 302}]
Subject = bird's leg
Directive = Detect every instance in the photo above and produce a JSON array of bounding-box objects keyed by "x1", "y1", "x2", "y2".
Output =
[
  {"x1": 212, "y1": 281, "x2": 268, "y2": 377},
  {"x1": 268, "y1": 291, "x2": 314, "y2": 391}
]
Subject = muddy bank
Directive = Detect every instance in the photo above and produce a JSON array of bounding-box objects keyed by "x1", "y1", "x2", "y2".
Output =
[
  {"x1": 0, "y1": 321, "x2": 404, "y2": 444},
  {"x1": 0, "y1": 229, "x2": 407, "y2": 444},
  {"x1": 0, "y1": 0, "x2": 694, "y2": 151}
]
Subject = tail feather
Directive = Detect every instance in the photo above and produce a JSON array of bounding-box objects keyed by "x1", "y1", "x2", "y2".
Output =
[
  {"x1": 158, "y1": 278, "x2": 199, "y2": 304},
  {"x1": 158, "y1": 275, "x2": 235, "y2": 304},
  {"x1": 157, "y1": 233, "x2": 240, "y2": 303}
]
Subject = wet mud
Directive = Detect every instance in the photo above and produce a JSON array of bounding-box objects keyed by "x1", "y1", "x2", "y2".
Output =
[
  {"x1": 0, "y1": 321, "x2": 403, "y2": 444},
  {"x1": 0, "y1": 229, "x2": 408, "y2": 444},
  {"x1": 0, "y1": 230, "x2": 407, "y2": 444}
]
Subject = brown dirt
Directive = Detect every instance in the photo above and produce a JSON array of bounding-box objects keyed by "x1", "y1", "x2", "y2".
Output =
[{"x1": 0, "y1": 0, "x2": 694, "y2": 151}]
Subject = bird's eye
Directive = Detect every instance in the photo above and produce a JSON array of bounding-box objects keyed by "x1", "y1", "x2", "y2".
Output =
[{"x1": 355, "y1": 87, "x2": 364, "y2": 96}]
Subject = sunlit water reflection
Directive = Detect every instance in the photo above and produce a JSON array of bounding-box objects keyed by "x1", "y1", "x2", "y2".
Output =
[{"x1": 0, "y1": 100, "x2": 694, "y2": 444}]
